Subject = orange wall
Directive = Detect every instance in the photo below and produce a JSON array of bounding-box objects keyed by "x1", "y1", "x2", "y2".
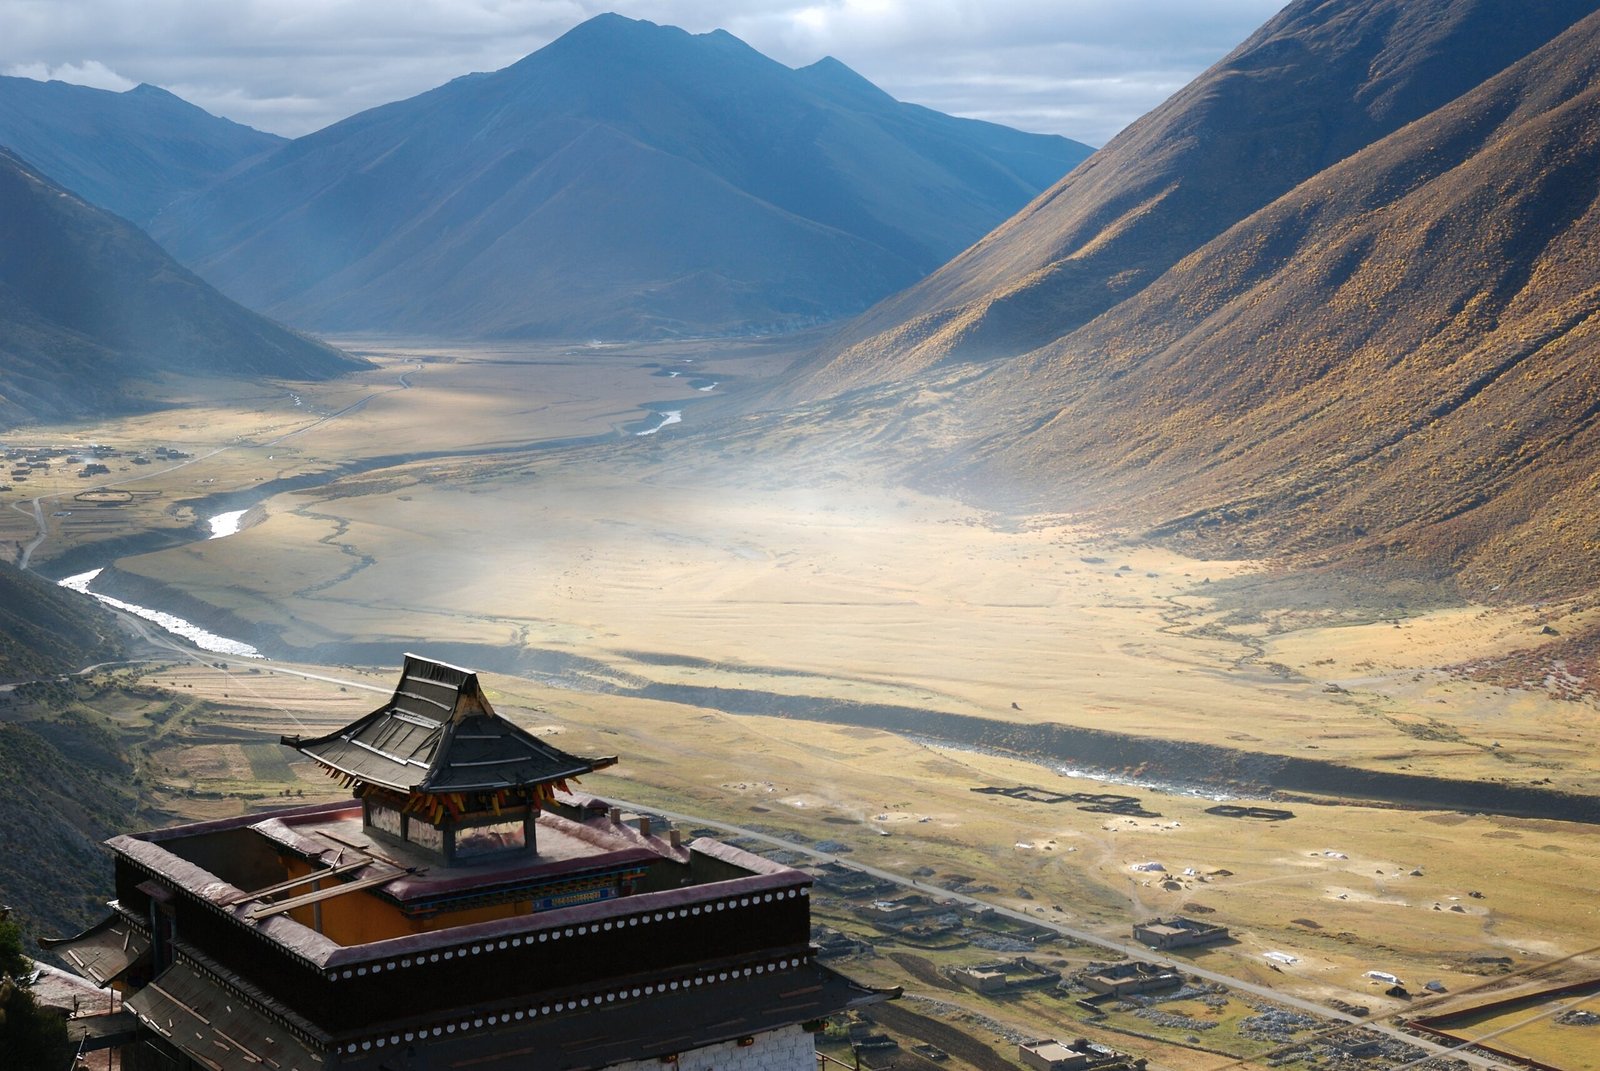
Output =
[{"x1": 279, "y1": 856, "x2": 531, "y2": 944}]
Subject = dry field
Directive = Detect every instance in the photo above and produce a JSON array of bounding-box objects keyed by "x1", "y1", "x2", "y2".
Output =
[
  {"x1": 88, "y1": 354, "x2": 1600, "y2": 793},
  {"x1": 11, "y1": 337, "x2": 1600, "y2": 1065},
  {"x1": 1422, "y1": 988, "x2": 1600, "y2": 1071},
  {"x1": 143, "y1": 659, "x2": 1600, "y2": 1068}
]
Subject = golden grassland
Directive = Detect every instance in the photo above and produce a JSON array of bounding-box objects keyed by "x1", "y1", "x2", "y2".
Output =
[
  {"x1": 159, "y1": 652, "x2": 1600, "y2": 985},
  {"x1": 107, "y1": 429, "x2": 1600, "y2": 794},
  {"x1": 1429, "y1": 989, "x2": 1600, "y2": 1070},
  {"x1": 133, "y1": 659, "x2": 1600, "y2": 1068},
  {"x1": 0, "y1": 337, "x2": 778, "y2": 565},
  {"x1": 9, "y1": 336, "x2": 1600, "y2": 1067}
]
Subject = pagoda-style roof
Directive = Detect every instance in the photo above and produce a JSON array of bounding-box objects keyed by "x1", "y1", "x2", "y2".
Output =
[{"x1": 282, "y1": 654, "x2": 615, "y2": 796}]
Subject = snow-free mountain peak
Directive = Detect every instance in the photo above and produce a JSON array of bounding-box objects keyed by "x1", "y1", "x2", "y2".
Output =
[{"x1": 149, "y1": 15, "x2": 1093, "y2": 339}]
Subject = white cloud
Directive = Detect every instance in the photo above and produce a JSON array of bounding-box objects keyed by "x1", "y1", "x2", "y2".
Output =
[
  {"x1": 4, "y1": 59, "x2": 137, "y2": 92},
  {"x1": 0, "y1": 1, "x2": 1289, "y2": 143}
]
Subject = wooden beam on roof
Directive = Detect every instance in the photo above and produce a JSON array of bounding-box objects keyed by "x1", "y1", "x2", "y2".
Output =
[
  {"x1": 245, "y1": 870, "x2": 416, "y2": 921},
  {"x1": 218, "y1": 859, "x2": 372, "y2": 907}
]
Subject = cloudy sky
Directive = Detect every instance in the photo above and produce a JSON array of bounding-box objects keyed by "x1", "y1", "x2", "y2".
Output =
[{"x1": 3, "y1": 1, "x2": 1288, "y2": 146}]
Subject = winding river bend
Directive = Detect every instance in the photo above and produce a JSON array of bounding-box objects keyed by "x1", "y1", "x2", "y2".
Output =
[
  {"x1": 59, "y1": 562, "x2": 263, "y2": 658},
  {"x1": 50, "y1": 500, "x2": 1600, "y2": 827},
  {"x1": 635, "y1": 410, "x2": 683, "y2": 435},
  {"x1": 44, "y1": 390, "x2": 692, "y2": 656}
]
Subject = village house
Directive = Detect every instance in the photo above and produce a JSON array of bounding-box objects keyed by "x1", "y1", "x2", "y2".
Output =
[
  {"x1": 1080, "y1": 960, "x2": 1183, "y2": 997},
  {"x1": 1019, "y1": 1037, "x2": 1147, "y2": 1071},
  {"x1": 1132, "y1": 916, "x2": 1229, "y2": 950}
]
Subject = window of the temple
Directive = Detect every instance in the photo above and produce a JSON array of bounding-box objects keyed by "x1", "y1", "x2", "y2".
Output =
[
  {"x1": 455, "y1": 820, "x2": 526, "y2": 858},
  {"x1": 408, "y1": 820, "x2": 445, "y2": 853},
  {"x1": 368, "y1": 803, "x2": 405, "y2": 839}
]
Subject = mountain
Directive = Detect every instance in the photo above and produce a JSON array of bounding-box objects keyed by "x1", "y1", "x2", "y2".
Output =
[
  {"x1": 0, "y1": 566, "x2": 151, "y2": 948},
  {"x1": 0, "y1": 688, "x2": 151, "y2": 947},
  {"x1": 0, "y1": 560, "x2": 122, "y2": 683},
  {"x1": 789, "y1": 0, "x2": 1600, "y2": 397},
  {"x1": 149, "y1": 13, "x2": 1092, "y2": 339},
  {"x1": 0, "y1": 149, "x2": 365, "y2": 428},
  {"x1": 954, "y1": 3, "x2": 1600, "y2": 601},
  {"x1": 0, "y1": 76, "x2": 283, "y2": 226},
  {"x1": 771, "y1": 0, "x2": 1600, "y2": 603}
]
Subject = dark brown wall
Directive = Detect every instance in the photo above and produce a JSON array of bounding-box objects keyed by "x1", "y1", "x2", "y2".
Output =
[{"x1": 117, "y1": 855, "x2": 811, "y2": 1035}]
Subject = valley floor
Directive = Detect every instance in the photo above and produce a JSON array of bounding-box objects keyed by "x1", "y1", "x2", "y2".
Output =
[{"x1": 5, "y1": 335, "x2": 1598, "y2": 1069}]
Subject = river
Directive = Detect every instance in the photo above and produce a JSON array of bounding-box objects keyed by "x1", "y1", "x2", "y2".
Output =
[
  {"x1": 635, "y1": 410, "x2": 683, "y2": 436},
  {"x1": 57, "y1": 510, "x2": 264, "y2": 658},
  {"x1": 207, "y1": 509, "x2": 248, "y2": 539}
]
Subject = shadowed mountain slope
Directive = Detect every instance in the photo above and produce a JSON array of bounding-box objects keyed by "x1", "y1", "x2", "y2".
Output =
[
  {"x1": 150, "y1": 13, "x2": 1090, "y2": 339},
  {"x1": 0, "y1": 561, "x2": 122, "y2": 683},
  {"x1": 0, "y1": 569, "x2": 152, "y2": 947},
  {"x1": 0, "y1": 150, "x2": 364, "y2": 428},
  {"x1": 922, "y1": 5, "x2": 1600, "y2": 602},
  {"x1": 0, "y1": 77, "x2": 283, "y2": 226},
  {"x1": 0, "y1": 715, "x2": 146, "y2": 944},
  {"x1": 787, "y1": 0, "x2": 1600, "y2": 398}
]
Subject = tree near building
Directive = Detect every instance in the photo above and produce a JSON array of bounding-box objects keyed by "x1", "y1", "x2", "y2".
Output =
[{"x1": 0, "y1": 910, "x2": 72, "y2": 1069}]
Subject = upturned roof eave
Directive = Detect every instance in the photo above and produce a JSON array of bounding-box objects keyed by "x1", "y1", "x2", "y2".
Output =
[
  {"x1": 280, "y1": 655, "x2": 621, "y2": 798},
  {"x1": 293, "y1": 749, "x2": 620, "y2": 796}
]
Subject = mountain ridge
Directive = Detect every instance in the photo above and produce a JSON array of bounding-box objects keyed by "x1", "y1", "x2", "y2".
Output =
[
  {"x1": 0, "y1": 561, "x2": 123, "y2": 684},
  {"x1": 0, "y1": 149, "x2": 365, "y2": 428},
  {"x1": 0, "y1": 75, "x2": 283, "y2": 225},
  {"x1": 783, "y1": 0, "x2": 1600, "y2": 399},
  {"x1": 959, "y1": 5, "x2": 1600, "y2": 602},
  {"x1": 749, "y1": 0, "x2": 1600, "y2": 607},
  {"x1": 150, "y1": 13, "x2": 1092, "y2": 339}
]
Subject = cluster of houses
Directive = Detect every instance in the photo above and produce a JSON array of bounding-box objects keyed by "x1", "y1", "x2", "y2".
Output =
[
  {"x1": 5, "y1": 445, "x2": 60, "y2": 481},
  {"x1": 0, "y1": 442, "x2": 194, "y2": 483}
]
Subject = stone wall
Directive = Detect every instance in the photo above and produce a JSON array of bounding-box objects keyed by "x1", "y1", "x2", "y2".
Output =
[{"x1": 608, "y1": 1023, "x2": 815, "y2": 1071}]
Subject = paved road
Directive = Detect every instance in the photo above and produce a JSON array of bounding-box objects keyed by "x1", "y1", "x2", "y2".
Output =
[
  {"x1": 0, "y1": 659, "x2": 151, "y2": 693},
  {"x1": 95, "y1": 611, "x2": 391, "y2": 693},
  {"x1": 16, "y1": 494, "x2": 45, "y2": 570}
]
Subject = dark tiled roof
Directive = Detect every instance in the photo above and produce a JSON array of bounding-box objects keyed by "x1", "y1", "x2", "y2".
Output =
[
  {"x1": 38, "y1": 911, "x2": 150, "y2": 986},
  {"x1": 127, "y1": 958, "x2": 324, "y2": 1071},
  {"x1": 281, "y1": 654, "x2": 614, "y2": 795},
  {"x1": 120, "y1": 952, "x2": 888, "y2": 1071}
]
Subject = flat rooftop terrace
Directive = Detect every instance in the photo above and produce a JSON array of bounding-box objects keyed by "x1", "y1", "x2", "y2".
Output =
[
  {"x1": 254, "y1": 803, "x2": 666, "y2": 908},
  {"x1": 62, "y1": 797, "x2": 881, "y2": 1070},
  {"x1": 108, "y1": 797, "x2": 811, "y2": 968}
]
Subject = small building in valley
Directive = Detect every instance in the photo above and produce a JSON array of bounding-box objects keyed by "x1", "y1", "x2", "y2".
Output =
[
  {"x1": 1080, "y1": 960, "x2": 1183, "y2": 997},
  {"x1": 1019, "y1": 1037, "x2": 1146, "y2": 1071},
  {"x1": 951, "y1": 957, "x2": 1060, "y2": 994},
  {"x1": 952, "y1": 966, "x2": 1010, "y2": 993},
  {"x1": 1132, "y1": 916, "x2": 1230, "y2": 950}
]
